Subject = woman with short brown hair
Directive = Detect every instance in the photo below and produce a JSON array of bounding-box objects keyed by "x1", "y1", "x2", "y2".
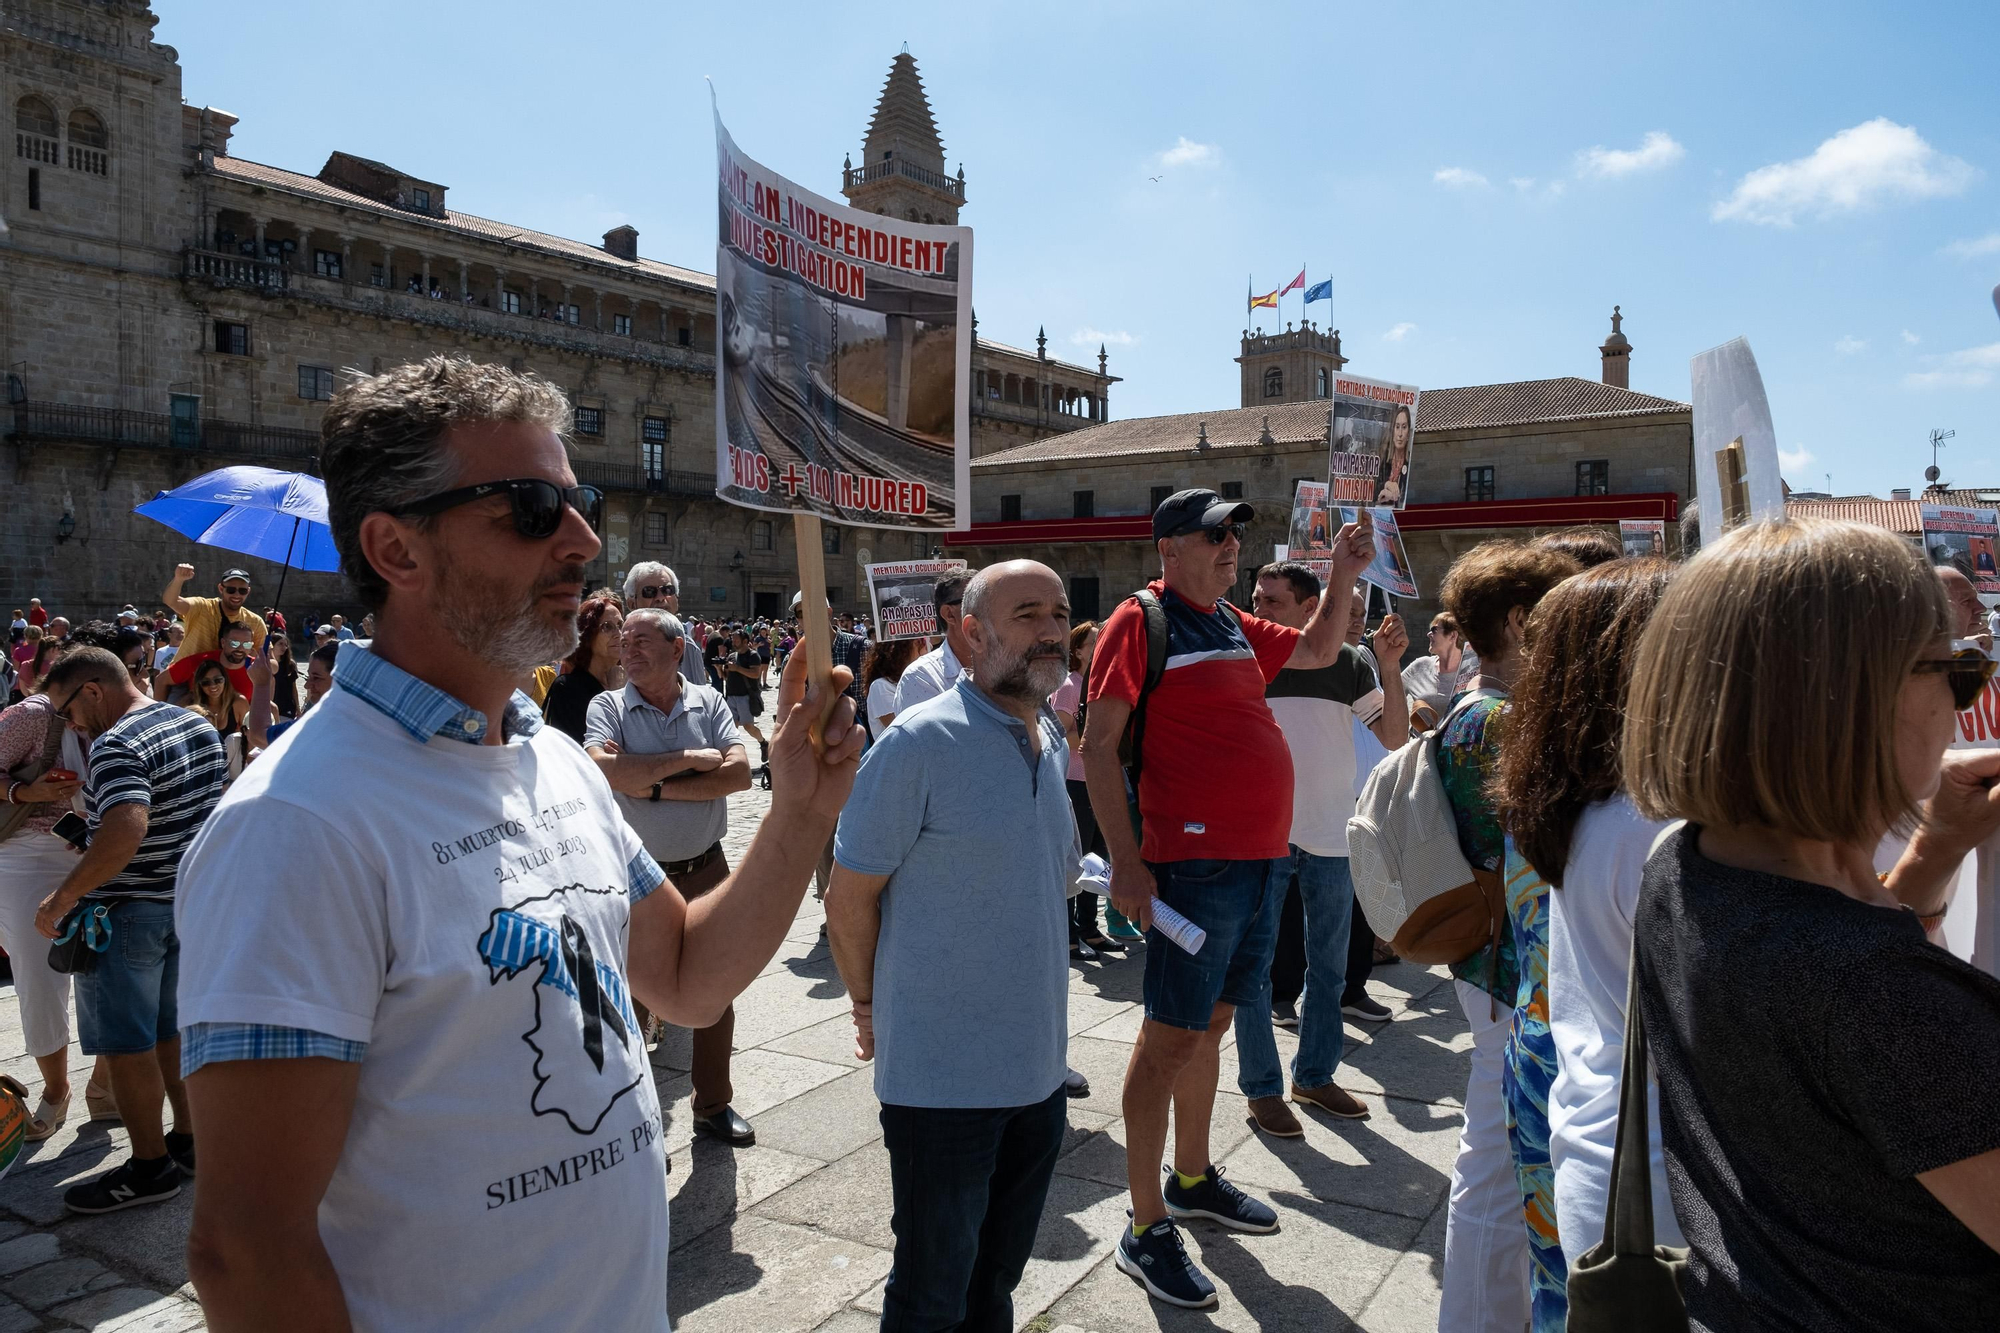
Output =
[{"x1": 1625, "y1": 518, "x2": 2000, "y2": 1331}]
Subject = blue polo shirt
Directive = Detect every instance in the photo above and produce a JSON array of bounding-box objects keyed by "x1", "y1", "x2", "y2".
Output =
[{"x1": 833, "y1": 677, "x2": 1074, "y2": 1109}]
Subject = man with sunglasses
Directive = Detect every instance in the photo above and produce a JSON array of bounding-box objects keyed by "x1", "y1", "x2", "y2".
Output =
[
  {"x1": 171, "y1": 357, "x2": 862, "y2": 1333},
  {"x1": 890, "y1": 571, "x2": 976, "y2": 720},
  {"x1": 161, "y1": 565, "x2": 267, "y2": 671},
  {"x1": 625, "y1": 563, "x2": 708, "y2": 688},
  {"x1": 1080, "y1": 487, "x2": 1376, "y2": 1310}
]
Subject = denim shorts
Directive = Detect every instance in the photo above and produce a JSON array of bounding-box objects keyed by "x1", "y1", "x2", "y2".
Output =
[
  {"x1": 75, "y1": 899, "x2": 180, "y2": 1056},
  {"x1": 1141, "y1": 857, "x2": 1289, "y2": 1031}
]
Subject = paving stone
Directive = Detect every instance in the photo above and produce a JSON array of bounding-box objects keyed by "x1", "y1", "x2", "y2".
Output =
[
  {"x1": 1339, "y1": 998, "x2": 1476, "y2": 1109},
  {"x1": 810, "y1": 1311, "x2": 883, "y2": 1333},
  {"x1": 1217, "y1": 1092, "x2": 1458, "y2": 1222},
  {"x1": 728, "y1": 960, "x2": 857, "y2": 1051},
  {"x1": 1064, "y1": 991, "x2": 1137, "y2": 1039},
  {"x1": 668, "y1": 1216, "x2": 892, "y2": 1333},
  {"x1": 1055, "y1": 1089, "x2": 1258, "y2": 1195},
  {"x1": 50, "y1": 1185, "x2": 198, "y2": 1291},
  {"x1": 760, "y1": 1014, "x2": 867, "y2": 1070},
  {"x1": 747, "y1": 1067, "x2": 885, "y2": 1164},
  {"x1": 0, "y1": 1295, "x2": 37, "y2": 1333},
  {"x1": 1352, "y1": 1201, "x2": 1448, "y2": 1333},
  {"x1": 754, "y1": 1140, "x2": 895, "y2": 1250},
  {"x1": 50, "y1": 1287, "x2": 203, "y2": 1332},
  {"x1": 1008, "y1": 1171, "x2": 1131, "y2": 1324},
  {"x1": 0, "y1": 1224, "x2": 24, "y2": 1247},
  {"x1": 0, "y1": 1253, "x2": 121, "y2": 1310},
  {"x1": 669, "y1": 1139, "x2": 826, "y2": 1254},
  {"x1": 0, "y1": 1234, "x2": 60, "y2": 1277}
]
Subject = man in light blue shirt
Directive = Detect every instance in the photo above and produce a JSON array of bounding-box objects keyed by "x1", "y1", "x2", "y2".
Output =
[{"x1": 827, "y1": 560, "x2": 1075, "y2": 1333}]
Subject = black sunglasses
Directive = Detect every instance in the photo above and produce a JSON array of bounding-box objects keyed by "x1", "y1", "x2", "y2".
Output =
[
  {"x1": 639, "y1": 584, "x2": 677, "y2": 599},
  {"x1": 398, "y1": 479, "x2": 603, "y2": 539},
  {"x1": 51, "y1": 684, "x2": 91, "y2": 723},
  {"x1": 1201, "y1": 522, "x2": 1248, "y2": 546},
  {"x1": 1914, "y1": 648, "x2": 2000, "y2": 711}
]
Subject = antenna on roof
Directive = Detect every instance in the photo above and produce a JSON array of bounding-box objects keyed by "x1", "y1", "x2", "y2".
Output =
[{"x1": 1926, "y1": 427, "x2": 1955, "y2": 485}]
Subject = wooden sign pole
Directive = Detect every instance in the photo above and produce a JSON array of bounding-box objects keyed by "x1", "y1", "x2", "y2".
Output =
[
  {"x1": 1716, "y1": 436, "x2": 1750, "y2": 530},
  {"x1": 791, "y1": 512, "x2": 840, "y2": 751}
]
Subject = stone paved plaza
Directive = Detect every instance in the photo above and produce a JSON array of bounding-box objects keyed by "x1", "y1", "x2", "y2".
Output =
[{"x1": 0, "y1": 737, "x2": 1473, "y2": 1331}]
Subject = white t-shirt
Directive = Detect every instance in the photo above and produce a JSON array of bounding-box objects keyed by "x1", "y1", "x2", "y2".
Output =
[
  {"x1": 890, "y1": 640, "x2": 962, "y2": 721},
  {"x1": 1264, "y1": 648, "x2": 1382, "y2": 857},
  {"x1": 866, "y1": 676, "x2": 900, "y2": 738},
  {"x1": 152, "y1": 644, "x2": 177, "y2": 673},
  {"x1": 177, "y1": 687, "x2": 670, "y2": 1331},
  {"x1": 1546, "y1": 794, "x2": 1684, "y2": 1270}
]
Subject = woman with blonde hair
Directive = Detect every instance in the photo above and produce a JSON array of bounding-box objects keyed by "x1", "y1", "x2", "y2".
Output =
[
  {"x1": 1625, "y1": 518, "x2": 2000, "y2": 1331},
  {"x1": 1491, "y1": 557, "x2": 1676, "y2": 1329}
]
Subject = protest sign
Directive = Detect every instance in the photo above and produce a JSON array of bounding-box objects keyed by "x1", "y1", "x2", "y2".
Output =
[
  {"x1": 1289, "y1": 480, "x2": 1331, "y2": 553},
  {"x1": 865, "y1": 558, "x2": 967, "y2": 641},
  {"x1": 714, "y1": 113, "x2": 972, "y2": 531},
  {"x1": 1922, "y1": 505, "x2": 2000, "y2": 595},
  {"x1": 1328, "y1": 374, "x2": 1421, "y2": 508},
  {"x1": 1690, "y1": 337, "x2": 1784, "y2": 548},
  {"x1": 1619, "y1": 519, "x2": 1666, "y2": 558},
  {"x1": 1336, "y1": 506, "x2": 1419, "y2": 599}
]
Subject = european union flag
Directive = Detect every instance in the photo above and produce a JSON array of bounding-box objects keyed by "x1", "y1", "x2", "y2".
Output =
[{"x1": 1304, "y1": 279, "x2": 1332, "y2": 304}]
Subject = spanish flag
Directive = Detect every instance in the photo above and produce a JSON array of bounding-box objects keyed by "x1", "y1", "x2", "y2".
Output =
[{"x1": 1248, "y1": 280, "x2": 1280, "y2": 313}]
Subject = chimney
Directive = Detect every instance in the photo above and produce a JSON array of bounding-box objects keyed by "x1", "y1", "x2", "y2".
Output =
[
  {"x1": 1599, "y1": 305, "x2": 1631, "y2": 389},
  {"x1": 1891, "y1": 487, "x2": 1912, "y2": 501},
  {"x1": 602, "y1": 225, "x2": 639, "y2": 262}
]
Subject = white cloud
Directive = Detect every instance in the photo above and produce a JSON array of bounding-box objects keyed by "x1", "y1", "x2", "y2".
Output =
[
  {"x1": 1712, "y1": 118, "x2": 1974, "y2": 225},
  {"x1": 1382, "y1": 322, "x2": 1418, "y2": 342},
  {"x1": 1834, "y1": 335, "x2": 1867, "y2": 356},
  {"x1": 1903, "y1": 342, "x2": 2000, "y2": 389},
  {"x1": 1944, "y1": 232, "x2": 2000, "y2": 259},
  {"x1": 1903, "y1": 329, "x2": 1922, "y2": 345},
  {"x1": 1577, "y1": 130, "x2": 1686, "y2": 178},
  {"x1": 1433, "y1": 167, "x2": 1489, "y2": 189},
  {"x1": 1778, "y1": 445, "x2": 1816, "y2": 474},
  {"x1": 1509, "y1": 176, "x2": 1536, "y2": 192},
  {"x1": 1070, "y1": 327, "x2": 1135, "y2": 347},
  {"x1": 1158, "y1": 137, "x2": 1218, "y2": 169}
]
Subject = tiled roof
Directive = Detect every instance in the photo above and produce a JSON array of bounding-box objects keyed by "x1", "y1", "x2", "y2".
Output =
[
  {"x1": 208, "y1": 157, "x2": 717, "y2": 290},
  {"x1": 973, "y1": 377, "x2": 1689, "y2": 468},
  {"x1": 1785, "y1": 498, "x2": 1921, "y2": 533}
]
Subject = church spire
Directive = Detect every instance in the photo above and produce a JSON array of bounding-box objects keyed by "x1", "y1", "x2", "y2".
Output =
[{"x1": 862, "y1": 53, "x2": 945, "y2": 175}]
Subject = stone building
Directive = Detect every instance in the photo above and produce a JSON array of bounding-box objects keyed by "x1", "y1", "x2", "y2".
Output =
[
  {"x1": 2, "y1": 5, "x2": 1112, "y2": 623},
  {"x1": 956, "y1": 315, "x2": 1692, "y2": 627}
]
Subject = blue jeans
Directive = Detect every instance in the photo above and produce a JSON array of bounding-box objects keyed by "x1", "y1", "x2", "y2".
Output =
[
  {"x1": 1234, "y1": 848, "x2": 1354, "y2": 1098},
  {"x1": 74, "y1": 898, "x2": 180, "y2": 1056},
  {"x1": 879, "y1": 1086, "x2": 1067, "y2": 1332}
]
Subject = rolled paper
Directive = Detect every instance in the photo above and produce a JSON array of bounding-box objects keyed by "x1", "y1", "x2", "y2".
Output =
[{"x1": 1149, "y1": 898, "x2": 1207, "y2": 955}]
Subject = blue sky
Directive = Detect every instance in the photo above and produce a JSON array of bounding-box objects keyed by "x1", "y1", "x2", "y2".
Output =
[{"x1": 163, "y1": 0, "x2": 1999, "y2": 498}]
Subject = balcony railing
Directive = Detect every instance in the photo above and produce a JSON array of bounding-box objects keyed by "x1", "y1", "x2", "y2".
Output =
[
  {"x1": 571, "y1": 461, "x2": 715, "y2": 498},
  {"x1": 971, "y1": 397, "x2": 1094, "y2": 431},
  {"x1": 9, "y1": 401, "x2": 321, "y2": 465},
  {"x1": 842, "y1": 157, "x2": 964, "y2": 199},
  {"x1": 184, "y1": 248, "x2": 290, "y2": 292}
]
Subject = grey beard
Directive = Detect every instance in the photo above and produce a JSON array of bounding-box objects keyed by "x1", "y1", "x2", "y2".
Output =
[
  {"x1": 435, "y1": 551, "x2": 582, "y2": 674},
  {"x1": 986, "y1": 650, "x2": 1067, "y2": 702}
]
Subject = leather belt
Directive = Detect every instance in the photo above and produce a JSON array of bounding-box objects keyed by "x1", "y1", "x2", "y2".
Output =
[{"x1": 660, "y1": 842, "x2": 723, "y2": 879}]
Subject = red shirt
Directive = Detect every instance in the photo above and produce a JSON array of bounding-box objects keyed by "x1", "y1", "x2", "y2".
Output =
[
  {"x1": 1087, "y1": 580, "x2": 1300, "y2": 862},
  {"x1": 25, "y1": 606, "x2": 46, "y2": 627}
]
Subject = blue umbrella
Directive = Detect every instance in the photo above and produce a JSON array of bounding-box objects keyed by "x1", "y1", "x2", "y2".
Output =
[{"x1": 135, "y1": 465, "x2": 340, "y2": 615}]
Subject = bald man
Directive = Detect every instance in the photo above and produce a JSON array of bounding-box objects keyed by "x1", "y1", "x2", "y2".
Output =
[
  {"x1": 826, "y1": 560, "x2": 1076, "y2": 1333},
  {"x1": 1938, "y1": 564, "x2": 1993, "y2": 652}
]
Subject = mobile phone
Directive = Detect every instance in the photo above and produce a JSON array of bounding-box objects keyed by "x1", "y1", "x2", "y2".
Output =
[
  {"x1": 45, "y1": 769, "x2": 76, "y2": 782},
  {"x1": 50, "y1": 812, "x2": 88, "y2": 849}
]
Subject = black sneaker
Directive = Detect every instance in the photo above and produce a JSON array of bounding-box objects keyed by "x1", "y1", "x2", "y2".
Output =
[
  {"x1": 165, "y1": 1130, "x2": 195, "y2": 1178},
  {"x1": 64, "y1": 1157, "x2": 182, "y2": 1215},
  {"x1": 1342, "y1": 993, "x2": 1394, "y2": 1022},
  {"x1": 1271, "y1": 998, "x2": 1300, "y2": 1028},
  {"x1": 1164, "y1": 1163, "x2": 1278, "y2": 1233},
  {"x1": 1115, "y1": 1214, "x2": 1217, "y2": 1309}
]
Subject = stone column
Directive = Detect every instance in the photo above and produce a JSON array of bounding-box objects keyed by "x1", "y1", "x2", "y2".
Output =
[
  {"x1": 458, "y1": 259, "x2": 470, "y2": 299},
  {"x1": 296, "y1": 228, "x2": 313, "y2": 272},
  {"x1": 593, "y1": 290, "x2": 604, "y2": 330},
  {"x1": 252, "y1": 218, "x2": 266, "y2": 255},
  {"x1": 420, "y1": 256, "x2": 431, "y2": 291},
  {"x1": 381, "y1": 245, "x2": 395, "y2": 289},
  {"x1": 560, "y1": 283, "x2": 573, "y2": 324},
  {"x1": 340, "y1": 236, "x2": 354, "y2": 284},
  {"x1": 495, "y1": 268, "x2": 508, "y2": 310},
  {"x1": 883, "y1": 313, "x2": 914, "y2": 431}
]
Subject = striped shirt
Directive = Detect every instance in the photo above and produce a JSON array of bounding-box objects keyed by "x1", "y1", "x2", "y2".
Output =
[{"x1": 83, "y1": 700, "x2": 227, "y2": 902}]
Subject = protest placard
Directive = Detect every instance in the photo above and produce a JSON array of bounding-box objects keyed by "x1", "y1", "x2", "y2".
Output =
[
  {"x1": 865, "y1": 559, "x2": 968, "y2": 641},
  {"x1": 1289, "y1": 480, "x2": 1331, "y2": 553},
  {"x1": 1619, "y1": 519, "x2": 1667, "y2": 558},
  {"x1": 1922, "y1": 504, "x2": 2000, "y2": 595},
  {"x1": 1336, "y1": 505, "x2": 1419, "y2": 599},
  {"x1": 1690, "y1": 337, "x2": 1784, "y2": 547},
  {"x1": 1328, "y1": 374, "x2": 1421, "y2": 507}
]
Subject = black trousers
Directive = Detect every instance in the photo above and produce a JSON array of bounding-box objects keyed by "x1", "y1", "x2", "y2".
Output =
[
  {"x1": 1271, "y1": 873, "x2": 1376, "y2": 1006},
  {"x1": 1065, "y1": 779, "x2": 1105, "y2": 940}
]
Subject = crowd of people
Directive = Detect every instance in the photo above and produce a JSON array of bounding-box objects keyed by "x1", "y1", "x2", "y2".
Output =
[{"x1": 1, "y1": 353, "x2": 1996, "y2": 1333}]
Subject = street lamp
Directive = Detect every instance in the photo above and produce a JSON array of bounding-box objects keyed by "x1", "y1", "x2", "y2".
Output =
[{"x1": 55, "y1": 512, "x2": 76, "y2": 544}]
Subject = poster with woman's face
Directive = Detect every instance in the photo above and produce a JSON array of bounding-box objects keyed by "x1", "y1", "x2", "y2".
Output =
[{"x1": 1327, "y1": 374, "x2": 1421, "y2": 509}]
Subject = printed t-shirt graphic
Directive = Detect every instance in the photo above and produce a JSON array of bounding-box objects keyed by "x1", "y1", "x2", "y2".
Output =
[{"x1": 1087, "y1": 580, "x2": 1300, "y2": 863}]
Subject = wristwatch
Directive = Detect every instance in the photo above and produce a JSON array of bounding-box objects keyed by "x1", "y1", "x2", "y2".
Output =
[{"x1": 650, "y1": 781, "x2": 663, "y2": 802}]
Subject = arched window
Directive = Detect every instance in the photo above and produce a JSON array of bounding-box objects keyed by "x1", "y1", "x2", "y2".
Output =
[
  {"x1": 65, "y1": 107, "x2": 108, "y2": 175},
  {"x1": 1263, "y1": 367, "x2": 1284, "y2": 398},
  {"x1": 15, "y1": 95, "x2": 58, "y2": 165},
  {"x1": 1316, "y1": 367, "x2": 1329, "y2": 398}
]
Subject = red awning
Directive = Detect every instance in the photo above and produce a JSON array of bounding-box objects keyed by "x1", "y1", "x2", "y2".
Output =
[{"x1": 941, "y1": 493, "x2": 1678, "y2": 546}]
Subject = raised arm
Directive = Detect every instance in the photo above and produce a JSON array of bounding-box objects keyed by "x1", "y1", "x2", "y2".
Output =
[
  {"x1": 163, "y1": 563, "x2": 198, "y2": 618},
  {"x1": 1368, "y1": 614, "x2": 1411, "y2": 750},
  {"x1": 186, "y1": 1059, "x2": 360, "y2": 1331},
  {"x1": 1287, "y1": 521, "x2": 1375, "y2": 669}
]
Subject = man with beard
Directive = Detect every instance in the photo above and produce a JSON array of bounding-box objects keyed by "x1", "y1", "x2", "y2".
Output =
[
  {"x1": 171, "y1": 357, "x2": 862, "y2": 1332},
  {"x1": 161, "y1": 565, "x2": 266, "y2": 669},
  {"x1": 825, "y1": 560, "x2": 1075, "y2": 1333}
]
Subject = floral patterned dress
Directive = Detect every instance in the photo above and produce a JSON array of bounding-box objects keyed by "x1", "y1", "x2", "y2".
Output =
[{"x1": 1501, "y1": 839, "x2": 1566, "y2": 1331}]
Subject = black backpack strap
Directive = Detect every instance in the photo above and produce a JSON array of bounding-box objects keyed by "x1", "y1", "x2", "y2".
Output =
[{"x1": 1125, "y1": 590, "x2": 1170, "y2": 788}]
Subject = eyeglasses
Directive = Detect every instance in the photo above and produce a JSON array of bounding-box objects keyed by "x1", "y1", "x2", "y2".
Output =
[
  {"x1": 51, "y1": 685, "x2": 88, "y2": 723},
  {"x1": 639, "y1": 584, "x2": 676, "y2": 599},
  {"x1": 1913, "y1": 648, "x2": 2000, "y2": 710},
  {"x1": 396, "y1": 478, "x2": 604, "y2": 539},
  {"x1": 221, "y1": 584, "x2": 251, "y2": 596},
  {"x1": 1202, "y1": 522, "x2": 1247, "y2": 546}
]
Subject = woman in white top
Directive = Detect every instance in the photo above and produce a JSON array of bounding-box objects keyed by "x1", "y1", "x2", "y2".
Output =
[{"x1": 860, "y1": 637, "x2": 921, "y2": 740}]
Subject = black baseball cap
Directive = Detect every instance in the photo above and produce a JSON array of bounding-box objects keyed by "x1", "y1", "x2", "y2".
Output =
[
  {"x1": 220, "y1": 568, "x2": 252, "y2": 585},
  {"x1": 1153, "y1": 488, "x2": 1254, "y2": 542}
]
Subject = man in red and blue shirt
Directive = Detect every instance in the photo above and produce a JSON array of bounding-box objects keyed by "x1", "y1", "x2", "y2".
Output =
[{"x1": 1082, "y1": 487, "x2": 1373, "y2": 1309}]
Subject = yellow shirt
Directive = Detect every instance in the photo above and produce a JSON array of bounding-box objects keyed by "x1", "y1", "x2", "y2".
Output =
[
  {"x1": 529, "y1": 664, "x2": 560, "y2": 707},
  {"x1": 170, "y1": 598, "x2": 267, "y2": 665}
]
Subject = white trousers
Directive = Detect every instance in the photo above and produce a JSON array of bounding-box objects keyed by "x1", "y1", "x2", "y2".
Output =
[
  {"x1": 1438, "y1": 979, "x2": 1529, "y2": 1333},
  {"x1": 0, "y1": 833, "x2": 76, "y2": 1060}
]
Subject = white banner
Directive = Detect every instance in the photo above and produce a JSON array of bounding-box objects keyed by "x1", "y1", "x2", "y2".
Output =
[{"x1": 865, "y1": 559, "x2": 967, "y2": 641}]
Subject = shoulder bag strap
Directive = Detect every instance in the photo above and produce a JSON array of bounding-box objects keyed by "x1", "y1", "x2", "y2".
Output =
[
  {"x1": 1603, "y1": 940, "x2": 1660, "y2": 1257},
  {"x1": 1126, "y1": 591, "x2": 1169, "y2": 787}
]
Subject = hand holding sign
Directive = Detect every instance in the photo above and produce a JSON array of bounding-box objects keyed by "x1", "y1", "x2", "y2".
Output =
[{"x1": 1332, "y1": 517, "x2": 1375, "y2": 584}]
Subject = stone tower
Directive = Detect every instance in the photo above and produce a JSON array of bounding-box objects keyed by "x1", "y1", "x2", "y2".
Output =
[
  {"x1": 840, "y1": 53, "x2": 966, "y2": 225},
  {"x1": 1235, "y1": 323, "x2": 1347, "y2": 408},
  {"x1": 1599, "y1": 306, "x2": 1632, "y2": 388}
]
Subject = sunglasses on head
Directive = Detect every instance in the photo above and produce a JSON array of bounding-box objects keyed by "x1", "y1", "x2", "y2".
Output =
[
  {"x1": 397, "y1": 478, "x2": 604, "y2": 539},
  {"x1": 639, "y1": 584, "x2": 676, "y2": 599},
  {"x1": 1913, "y1": 647, "x2": 2000, "y2": 711},
  {"x1": 1201, "y1": 522, "x2": 1247, "y2": 546}
]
